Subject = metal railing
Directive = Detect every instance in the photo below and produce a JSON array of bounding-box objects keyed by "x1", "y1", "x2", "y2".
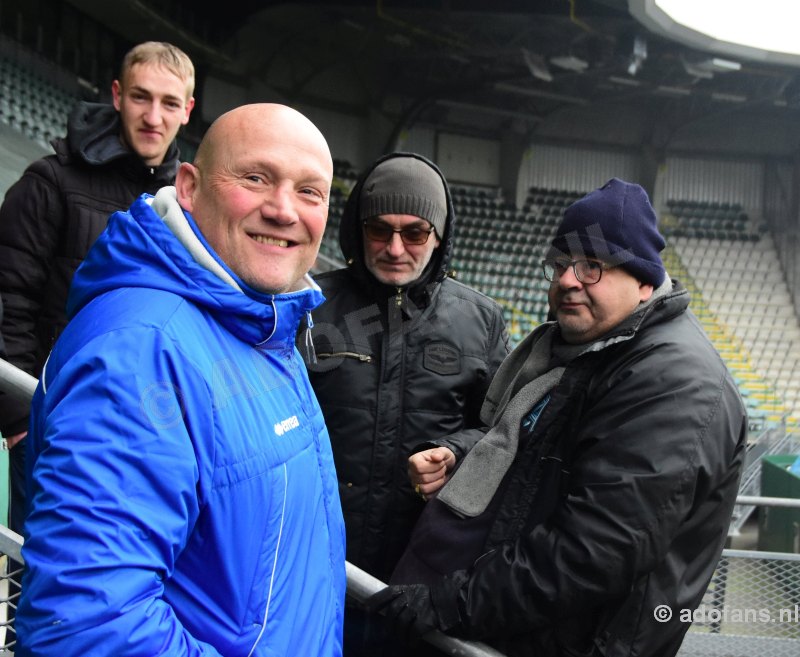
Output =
[
  {"x1": 0, "y1": 360, "x2": 35, "y2": 405},
  {"x1": 679, "y1": 547, "x2": 800, "y2": 657},
  {"x1": 346, "y1": 563, "x2": 504, "y2": 657},
  {"x1": 730, "y1": 417, "x2": 800, "y2": 534}
]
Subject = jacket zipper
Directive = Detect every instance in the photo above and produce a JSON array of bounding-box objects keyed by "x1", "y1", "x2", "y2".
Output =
[
  {"x1": 247, "y1": 463, "x2": 287, "y2": 656},
  {"x1": 317, "y1": 351, "x2": 372, "y2": 363}
]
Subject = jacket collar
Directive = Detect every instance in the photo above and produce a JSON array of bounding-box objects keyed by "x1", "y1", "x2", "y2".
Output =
[
  {"x1": 149, "y1": 187, "x2": 324, "y2": 347},
  {"x1": 572, "y1": 275, "x2": 683, "y2": 355},
  {"x1": 68, "y1": 187, "x2": 324, "y2": 348},
  {"x1": 56, "y1": 102, "x2": 179, "y2": 183},
  {"x1": 483, "y1": 276, "x2": 686, "y2": 423}
]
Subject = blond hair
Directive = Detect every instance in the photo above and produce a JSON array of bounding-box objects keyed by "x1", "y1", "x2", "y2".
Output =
[{"x1": 120, "y1": 41, "x2": 195, "y2": 99}]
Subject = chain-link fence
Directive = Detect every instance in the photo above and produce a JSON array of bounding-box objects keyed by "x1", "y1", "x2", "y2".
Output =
[
  {"x1": 0, "y1": 525, "x2": 21, "y2": 653},
  {"x1": 680, "y1": 549, "x2": 800, "y2": 657}
]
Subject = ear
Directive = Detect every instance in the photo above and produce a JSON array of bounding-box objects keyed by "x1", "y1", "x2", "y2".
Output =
[
  {"x1": 175, "y1": 162, "x2": 199, "y2": 213},
  {"x1": 639, "y1": 282, "x2": 654, "y2": 302},
  {"x1": 181, "y1": 97, "x2": 196, "y2": 126},
  {"x1": 111, "y1": 80, "x2": 122, "y2": 112}
]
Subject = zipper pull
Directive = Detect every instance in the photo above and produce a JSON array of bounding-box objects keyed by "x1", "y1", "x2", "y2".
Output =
[{"x1": 304, "y1": 312, "x2": 317, "y2": 364}]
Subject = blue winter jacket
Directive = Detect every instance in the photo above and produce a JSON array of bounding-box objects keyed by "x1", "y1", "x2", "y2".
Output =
[{"x1": 17, "y1": 188, "x2": 346, "y2": 656}]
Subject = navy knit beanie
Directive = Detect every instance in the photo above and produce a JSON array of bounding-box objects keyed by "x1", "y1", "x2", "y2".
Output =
[
  {"x1": 547, "y1": 178, "x2": 666, "y2": 287},
  {"x1": 359, "y1": 156, "x2": 447, "y2": 239}
]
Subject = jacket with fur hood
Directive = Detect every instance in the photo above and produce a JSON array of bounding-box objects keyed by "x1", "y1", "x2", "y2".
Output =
[
  {"x1": 0, "y1": 102, "x2": 181, "y2": 435},
  {"x1": 301, "y1": 152, "x2": 509, "y2": 583}
]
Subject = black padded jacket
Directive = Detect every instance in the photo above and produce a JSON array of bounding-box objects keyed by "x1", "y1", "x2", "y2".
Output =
[
  {"x1": 301, "y1": 153, "x2": 510, "y2": 583},
  {"x1": 428, "y1": 283, "x2": 748, "y2": 657},
  {"x1": 0, "y1": 102, "x2": 180, "y2": 435}
]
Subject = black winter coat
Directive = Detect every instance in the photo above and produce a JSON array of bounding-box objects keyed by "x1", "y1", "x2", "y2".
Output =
[
  {"x1": 0, "y1": 103, "x2": 180, "y2": 435},
  {"x1": 303, "y1": 153, "x2": 509, "y2": 583},
  {"x1": 428, "y1": 283, "x2": 748, "y2": 657}
]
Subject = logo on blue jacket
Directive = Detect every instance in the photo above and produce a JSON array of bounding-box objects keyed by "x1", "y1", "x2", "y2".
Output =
[{"x1": 274, "y1": 415, "x2": 300, "y2": 436}]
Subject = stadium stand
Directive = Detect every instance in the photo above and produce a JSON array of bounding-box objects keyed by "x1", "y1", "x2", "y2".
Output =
[
  {"x1": 0, "y1": 52, "x2": 73, "y2": 199},
  {"x1": 0, "y1": 121, "x2": 48, "y2": 202},
  {"x1": 447, "y1": 184, "x2": 578, "y2": 343},
  {"x1": 665, "y1": 225, "x2": 800, "y2": 425},
  {"x1": 1, "y1": 12, "x2": 799, "y2": 651},
  {"x1": 0, "y1": 56, "x2": 72, "y2": 152},
  {"x1": 664, "y1": 199, "x2": 758, "y2": 241},
  {"x1": 317, "y1": 159, "x2": 357, "y2": 263}
]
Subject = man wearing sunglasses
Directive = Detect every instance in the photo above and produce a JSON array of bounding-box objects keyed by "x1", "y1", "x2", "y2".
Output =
[
  {"x1": 373, "y1": 178, "x2": 747, "y2": 657},
  {"x1": 301, "y1": 152, "x2": 508, "y2": 656}
]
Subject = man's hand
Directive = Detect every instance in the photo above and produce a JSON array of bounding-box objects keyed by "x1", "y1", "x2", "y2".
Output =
[
  {"x1": 4, "y1": 430, "x2": 27, "y2": 450},
  {"x1": 367, "y1": 584, "x2": 439, "y2": 644},
  {"x1": 409, "y1": 447, "x2": 455, "y2": 499}
]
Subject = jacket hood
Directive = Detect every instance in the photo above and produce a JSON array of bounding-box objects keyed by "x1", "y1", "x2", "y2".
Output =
[
  {"x1": 67, "y1": 187, "x2": 324, "y2": 346},
  {"x1": 61, "y1": 102, "x2": 179, "y2": 175},
  {"x1": 338, "y1": 152, "x2": 455, "y2": 295}
]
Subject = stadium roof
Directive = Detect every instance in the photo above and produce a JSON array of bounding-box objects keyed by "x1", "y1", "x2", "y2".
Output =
[{"x1": 65, "y1": 0, "x2": 800, "y2": 154}]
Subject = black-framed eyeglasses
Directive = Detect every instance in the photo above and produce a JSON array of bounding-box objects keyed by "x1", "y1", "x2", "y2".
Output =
[
  {"x1": 362, "y1": 220, "x2": 435, "y2": 246},
  {"x1": 541, "y1": 258, "x2": 611, "y2": 285}
]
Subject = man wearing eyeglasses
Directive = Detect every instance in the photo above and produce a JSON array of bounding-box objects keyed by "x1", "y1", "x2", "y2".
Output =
[
  {"x1": 301, "y1": 152, "x2": 508, "y2": 656},
  {"x1": 372, "y1": 178, "x2": 747, "y2": 657}
]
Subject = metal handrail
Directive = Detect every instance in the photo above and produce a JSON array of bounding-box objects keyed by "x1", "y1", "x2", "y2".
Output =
[
  {"x1": 0, "y1": 358, "x2": 36, "y2": 401},
  {"x1": 0, "y1": 525, "x2": 22, "y2": 563},
  {"x1": 721, "y1": 547, "x2": 800, "y2": 561},
  {"x1": 346, "y1": 563, "x2": 505, "y2": 657},
  {"x1": 736, "y1": 494, "x2": 800, "y2": 508}
]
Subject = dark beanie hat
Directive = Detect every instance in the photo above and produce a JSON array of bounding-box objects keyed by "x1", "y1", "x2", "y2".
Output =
[
  {"x1": 548, "y1": 178, "x2": 666, "y2": 287},
  {"x1": 359, "y1": 156, "x2": 447, "y2": 238}
]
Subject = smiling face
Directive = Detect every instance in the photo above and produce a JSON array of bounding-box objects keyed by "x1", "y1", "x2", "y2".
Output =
[
  {"x1": 548, "y1": 259, "x2": 654, "y2": 344},
  {"x1": 112, "y1": 62, "x2": 194, "y2": 166},
  {"x1": 175, "y1": 104, "x2": 333, "y2": 295}
]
